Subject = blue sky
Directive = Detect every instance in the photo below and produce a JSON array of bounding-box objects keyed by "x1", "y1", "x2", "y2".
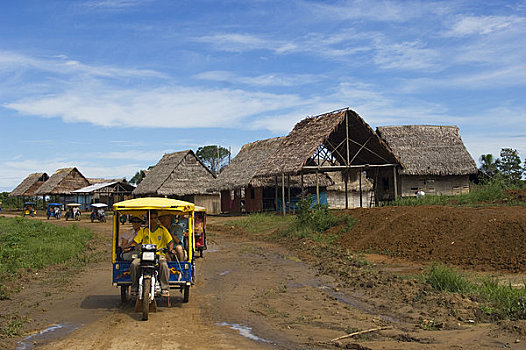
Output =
[{"x1": 1, "y1": 0, "x2": 525, "y2": 191}]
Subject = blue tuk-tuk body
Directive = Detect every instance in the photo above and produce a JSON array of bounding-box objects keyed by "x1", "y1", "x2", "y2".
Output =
[
  {"x1": 47, "y1": 203, "x2": 62, "y2": 219},
  {"x1": 112, "y1": 261, "x2": 192, "y2": 284}
]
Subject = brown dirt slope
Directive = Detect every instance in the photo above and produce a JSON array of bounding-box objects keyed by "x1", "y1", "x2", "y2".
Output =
[{"x1": 335, "y1": 206, "x2": 526, "y2": 272}]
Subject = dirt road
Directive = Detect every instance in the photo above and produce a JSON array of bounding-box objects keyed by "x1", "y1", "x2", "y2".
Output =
[{"x1": 2, "y1": 214, "x2": 525, "y2": 349}]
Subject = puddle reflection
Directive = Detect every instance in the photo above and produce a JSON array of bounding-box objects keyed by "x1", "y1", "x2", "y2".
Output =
[
  {"x1": 17, "y1": 323, "x2": 78, "y2": 350},
  {"x1": 218, "y1": 322, "x2": 270, "y2": 343}
]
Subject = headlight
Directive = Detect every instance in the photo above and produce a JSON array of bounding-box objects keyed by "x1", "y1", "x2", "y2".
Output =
[{"x1": 142, "y1": 252, "x2": 155, "y2": 261}]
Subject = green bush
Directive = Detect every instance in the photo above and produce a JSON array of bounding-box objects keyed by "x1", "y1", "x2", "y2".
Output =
[{"x1": 295, "y1": 197, "x2": 339, "y2": 233}]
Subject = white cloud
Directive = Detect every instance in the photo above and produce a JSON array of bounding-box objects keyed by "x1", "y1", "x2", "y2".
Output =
[
  {"x1": 445, "y1": 15, "x2": 523, "y2": 37},
  {"x1": 4, "y1": 84, "x2": 307, "y2": 129},
  {"x1": 82, "y1": 0, "x2": 153, "y2": 9},
  {"x1": 373, "y1": 41, "x2": 441, "y2": 71},
  {"x1": 195, "y1": 70, "x2": 322, "y2": 87},
  {"x1": 301, "y1": 0, "x2": 439, "y2": 23},
  {"x1": 0, "y1": 51, "x2": 165, "y2": 79}
]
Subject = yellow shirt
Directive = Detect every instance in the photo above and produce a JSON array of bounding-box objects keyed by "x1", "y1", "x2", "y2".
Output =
[{"x1": 133, "y1": 225, "x2": 173, "y2": 249}]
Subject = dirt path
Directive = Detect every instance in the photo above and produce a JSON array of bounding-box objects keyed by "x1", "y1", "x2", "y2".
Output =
[{"x1": 2, "y1": 214, "x2": 525, "y2": 349}]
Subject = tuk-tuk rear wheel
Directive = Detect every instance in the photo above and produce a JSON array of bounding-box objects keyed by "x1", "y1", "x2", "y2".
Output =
[{"x1": 120, "y1": 285, "x2": 128, "y2": 303}]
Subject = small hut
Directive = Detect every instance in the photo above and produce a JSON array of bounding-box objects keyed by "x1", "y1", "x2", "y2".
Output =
[
  {"x1": 215, "y1": 137, "x2": 333, "y2": 213},
  {"x1": 376, "y1": 125, "x2": 477, "y2": 197},
  {"x1": 9, "y1": 172, "x2": 49, "y2": 198},
  {"x1": 133, "y1": 150, "x2": 220, "y2": 213},
  {"x1": 255, "y1": 108, "x2": 401, "y2": 208},
  {"x1": 34, "y1": 168, "x2": 90, "y2": 205}
]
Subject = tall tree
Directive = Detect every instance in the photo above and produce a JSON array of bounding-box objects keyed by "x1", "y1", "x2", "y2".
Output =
[
  {"x1": 196, "y1": 145, "x2": 230, "y2": 175},
  {"x1": 497, "y1": 148, "x2": 523, "y2": 186},
  {"x1": 479, "y1": 154, "x2": 499, "y2": 180},
  {"x1": 129, "y1": 166, "x2": 154, "y2": 185}
]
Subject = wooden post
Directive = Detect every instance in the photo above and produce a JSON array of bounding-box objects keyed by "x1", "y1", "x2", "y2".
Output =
[
  {"x1": 275, "y1": 176, "x2": 278, "y2": 212},
  {"x1": 281, "y1": 172, "x2": 286, "y2": 216},
  {"x1": 300, "y1": 172, "x2": 305, "y2": 200},
  {"x1": 344, "y1": 171, "x2": 348, "y2": 209},
  {"x1": 359, "y1": 169, "x2": 363, "y2": 208},
  {"x1": 393, "y1": 166, "x2": 398, "y2": 199},
  {"x1": 287, "y1": 174, "x2": 291, "y2": 213},
  {"x1": 316, "y1": 170, "x2": 320, "y2": 205}
]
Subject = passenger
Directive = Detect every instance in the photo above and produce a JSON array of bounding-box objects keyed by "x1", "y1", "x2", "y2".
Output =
[
  {"x1": 159, "y1": 214, "x2": 185, "y2": 262},
  {"x1": 127, "y1": 210, "x2": 173, "y2": 297},
  {"x1": 120, "y1": 216, "x2": 143, "y2": 261}
]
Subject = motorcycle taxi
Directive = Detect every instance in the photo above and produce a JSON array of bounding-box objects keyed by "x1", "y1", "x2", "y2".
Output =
[
  {"x1": 111, "y1": 198, "x2": 197, "y2": 321},
  {"x1": 23, "y1": 202, "x2": 36, "y2": 217},
  {"x1": 90, "y1": 203, "x2": 107, "y2": 222},
  {"x1": 65, "y1": 203, "x2": 81, "y2": 221},
  {"x1": 46, "y1": 203, "x2": 62, "y2": 219}
]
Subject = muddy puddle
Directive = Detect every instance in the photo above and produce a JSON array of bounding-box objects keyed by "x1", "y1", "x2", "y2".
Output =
[{"x1": 17, "y1": 323, "x2": 78, "y2": 350}]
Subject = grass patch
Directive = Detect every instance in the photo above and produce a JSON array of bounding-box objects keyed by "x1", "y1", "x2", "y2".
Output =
[
  {"x1": 390, "y1": 180, "x2": 525, "y2": 207},
  {"x1": 0, "y1": 313, "x2": 28, "y2": 338},
  {"x1": 226, "y1": 213, "x2": 293, "y2": 235},
  {"x1": 425, "y1": 263, "x2": 475, "y2": 294},
  {"x1": 227, "y1": 201, "x2": 359, "y2": 246},
  {"x1": 424, "y1": 263, "x2": 526, "y2": 319},
  {"x1": 0, "y1": 217, "x2": 93, "y2": 299}
]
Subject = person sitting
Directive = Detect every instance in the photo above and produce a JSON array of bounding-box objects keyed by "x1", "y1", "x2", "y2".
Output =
[
  {"x1": 125, "y1": 210, "x2": 173, "y2": 297},
  {"x1": 159, "y1": 214, "x2": 185, "y2": 262},
  {"x1": 119, "y1": 216, "x2": 143, "y2": 261}
]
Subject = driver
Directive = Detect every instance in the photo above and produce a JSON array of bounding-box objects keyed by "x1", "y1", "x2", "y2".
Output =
[{"x1": 127, "y1": 210, "x2": 173, "y2": 297}]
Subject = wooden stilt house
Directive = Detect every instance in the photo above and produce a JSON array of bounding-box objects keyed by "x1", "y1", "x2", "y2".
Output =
[{"x1": 254, "y1": 108, "x2": 401, "y2": 209}]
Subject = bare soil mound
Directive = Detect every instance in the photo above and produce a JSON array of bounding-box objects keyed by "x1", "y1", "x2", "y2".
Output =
[{"x1": 335, "y1": 206, "x2": 526, "y2": 272}]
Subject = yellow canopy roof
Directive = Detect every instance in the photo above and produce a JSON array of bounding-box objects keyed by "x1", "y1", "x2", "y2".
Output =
[{"x1": 113, "y1": 197, "x2": 195, "y2": 212}]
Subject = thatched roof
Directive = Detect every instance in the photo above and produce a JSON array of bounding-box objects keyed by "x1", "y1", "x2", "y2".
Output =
[
  {"x1": 34, "y1": 168, "x2": 90, "y2": 195},
  {"x1": 133, "y1": 150, "x2": 217, "y2": 196},
  {"x1": 215, "y1": 137, "x2": 282, "y2": 190},
  {"x1": 9, "y1": 173, "x2": 49, "y2": 197},
  {"x1": 255, "y1": 108, "x2": 400, "y2": 177},
  {"x1": 87, "y1": 177, "x2": 127, "y2": 185},
  {"x1": 376, "y1": 125, "x2": 477, "y2": 176},
  {"x1": 214, "y1": 137, "x2": 332, "y2": 191}
]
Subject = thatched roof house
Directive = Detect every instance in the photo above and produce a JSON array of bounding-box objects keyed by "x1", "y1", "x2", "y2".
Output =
[
  {"x1": 255, "y1": 108, "x2": 400, "y2": 177},
  {"x1": 376, "y1": 125, "x2": 477, "y2": 197},
  {"x1": 376, "y1": 125, "x2": 477, "y2": 176},
  {"x1": 215, "y1": 137, "x2": 333, "y2": 213},
  {"x1": 34, "y1": 168, "x2": 90, "y2": 196},
  {"x1": 9, "y1": 172, "x2": 49, "y2": 197},
  {"x1": 133, "y1": 150, "x2": 220, "y2": 213}
]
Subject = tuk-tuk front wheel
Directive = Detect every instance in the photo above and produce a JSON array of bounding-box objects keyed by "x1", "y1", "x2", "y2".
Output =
[{"x1": 142, "y1": 278, "x2": 151, "y2": 321}]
